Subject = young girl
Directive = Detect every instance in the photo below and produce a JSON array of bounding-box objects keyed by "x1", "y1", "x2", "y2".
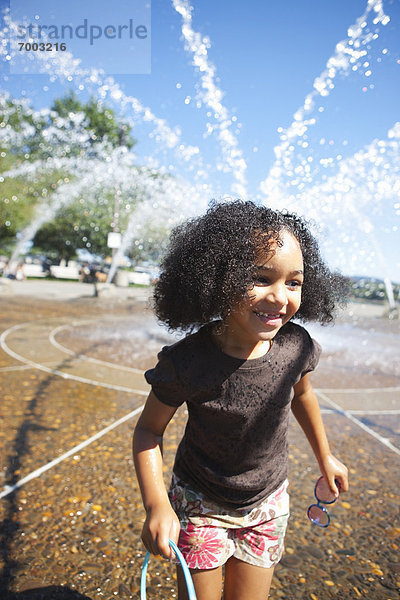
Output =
[{"x1": 133, "y1": 200, "x2": 349, "y2": 600}]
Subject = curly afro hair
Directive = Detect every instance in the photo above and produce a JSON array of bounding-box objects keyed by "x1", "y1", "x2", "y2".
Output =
[{"x1": 153, "y1": 200, "x2": 348, "y2": 331}]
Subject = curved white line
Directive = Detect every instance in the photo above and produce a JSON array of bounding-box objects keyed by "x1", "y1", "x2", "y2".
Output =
[
  {"x1": 349, "y1": 410, "x2": 400, "y2": 415},
  {"x1": 319, "y1": 387, "x2": 400, "y2": 393},
  {"x1": 49, "y1": 322, "x2": 144, "y2": 374},
  {"x1": 7, "y1": 319, "x2": 400, "y2": 394},
  {"x1": 1, "y1": 320, "x2": 398, "y2": 498},
  {"x1": 0, "y1": 405, "x2": 144, "y2": 500},
  {"x1": 317, "y1": 390, "x2": 400, "y2": 456},
  {"x1": 320, "y1": 409, "x2": 400, "y2": 415},
  {"x1": 0, "y1": 323, "x2": 149, "y2": 395},
  {"x1": 0, "y1": 364, "x2": 35, "y2": 372}
]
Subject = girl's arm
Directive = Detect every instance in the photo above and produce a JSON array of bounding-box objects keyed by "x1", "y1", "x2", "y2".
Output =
[
  {"x1": 133, "y1": 391, "x2": 181, "y2": 558},
  {"x1": 291, "y1": 373, "x2": 349, "y2": 495}
]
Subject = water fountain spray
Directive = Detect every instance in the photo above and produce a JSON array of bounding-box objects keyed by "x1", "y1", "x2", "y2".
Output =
[
  {"x1": 1, "y1": 1, "x2": 399, "y2": 306},
  {"x1": 173, "y1": 0, "x2": 247, "y2": 198},
  {"x1": 257, "y1": 0, "x2": 398, "y2": 309},
  {"x1": 260, "y1": 0, "x2": 391, "y2": 201}
]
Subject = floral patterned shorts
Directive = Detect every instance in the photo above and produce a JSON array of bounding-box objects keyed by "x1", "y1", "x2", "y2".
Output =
[{"x1": 168, "y1": 474, "x2": 290, "y2": 570}]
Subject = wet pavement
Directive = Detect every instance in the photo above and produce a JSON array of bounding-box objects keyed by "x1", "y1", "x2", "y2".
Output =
[{"x1": 0, "y1": 281, "x2": 399, "y2": 599}]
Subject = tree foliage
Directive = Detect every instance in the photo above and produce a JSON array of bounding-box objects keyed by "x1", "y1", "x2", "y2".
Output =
[
  {"x1": 51, "y1": 91, "x2": 135, "y2": 150},
  {"x1": 32, "y1": 201, "x2": 115, "y2": 262},
  {"x1": 0, "y1": 92, "x2": 138, "y2": 258}
]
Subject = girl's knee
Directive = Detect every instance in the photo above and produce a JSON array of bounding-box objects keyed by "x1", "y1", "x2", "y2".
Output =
[
  {"x1": 224, "y1": 557, "x2": 275, "y2": 600},
  {"x1": 177, "y1": 564, "x2": 222, "y2": 600}
]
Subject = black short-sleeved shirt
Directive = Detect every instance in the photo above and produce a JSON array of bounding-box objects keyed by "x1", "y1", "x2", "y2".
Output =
[{"x1": 145, "y1": 321, "x2": 321, "y2": 510}]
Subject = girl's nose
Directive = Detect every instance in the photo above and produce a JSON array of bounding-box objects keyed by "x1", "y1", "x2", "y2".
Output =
[{"x1": 264, "y1": 283, "x2": 288, "y2": 307}]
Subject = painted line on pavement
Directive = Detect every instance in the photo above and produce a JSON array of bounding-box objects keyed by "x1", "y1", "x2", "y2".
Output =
[
  {"x1": 349, "y1": 410, "x2": 400, "y2": 415},
  {"x1": 1, "y1": 320, "x2": 398, "y2": 499},
  {"x1": 319, "y1": 409, "x2": 400, "y2": 415},
  {"x1": 49, "y1": 322, "x2": 144, "y2": 374},
  {"x1": 0, "y1": 361, "x2": 62, "y2": 373},
  {"x1": 3, "y1": 401, "x2": 397, "y2": 499},
  {"x1": 0, "y1": 323, "x2": 149, "y2": 396},
  {"x1": 0, "y1": 405, "x2": 144, "y2": 500},
  {"x1": 0, "y1": 364, "x2": 38, "y2": 372},
  {"x1": 317, "y1": 390, "x2": 400, "y2": 457},
  {"x1": 319, "y1": 387, "x2": 400, "y2": 393}
]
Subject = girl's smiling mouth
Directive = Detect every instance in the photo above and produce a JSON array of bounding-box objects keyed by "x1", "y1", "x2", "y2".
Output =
[{"x1": 253, "y1": 311, "x2": 284, "y2": 325}]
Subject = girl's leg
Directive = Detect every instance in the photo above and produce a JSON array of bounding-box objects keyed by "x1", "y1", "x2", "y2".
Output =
[
  {"x1": 177, "y1": 565, "x2": 223, "y2": 600},
  {"x1": 223, "y1": 556, "x2": 275, "y2": 600}
]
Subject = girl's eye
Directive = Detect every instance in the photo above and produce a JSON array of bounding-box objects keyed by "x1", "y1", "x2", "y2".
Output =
[
  {"x1": 254, "y1": 276, "x2": 270, "y2": 285},
  {"x1": 254, "y1": 277, "x2": 303, "y2": 289},
  {"x1": 287, "y1": 280, "x2": 302, "y2": 289}
]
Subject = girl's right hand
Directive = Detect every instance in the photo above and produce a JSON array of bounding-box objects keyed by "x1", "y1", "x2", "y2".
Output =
[{"x1": 141, "y1": 500, "x2": 181, "y2": 559}]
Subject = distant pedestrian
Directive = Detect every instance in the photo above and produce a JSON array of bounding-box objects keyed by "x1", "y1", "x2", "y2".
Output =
[
  {"x1": 15, "y1": 263, "x2": 26, "y2": 281},
  {"x1": 89, "y1": 263, "x2": 97, "y2": 283},
  {"x1": 133, "y1": 200, "x2": 349, "y2": 600},
  {"x1": 79, "y1": 263, "x2": 91, "y2": 283},
  {"x1": 0, "y1": 256, "x2": 9, "y2": 275},
  {"x1": 41, "y1": 257, "x2": 52, "y2": 276}
]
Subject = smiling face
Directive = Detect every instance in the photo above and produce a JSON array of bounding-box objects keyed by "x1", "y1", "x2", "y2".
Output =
[{"x1": 221, "y1": 230, "x2": 304, "y2": 356}]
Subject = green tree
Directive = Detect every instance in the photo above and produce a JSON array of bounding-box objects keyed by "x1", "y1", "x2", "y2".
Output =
[
  {"x1": 51, "y1": 91, "x2": 135, "y2": 149},
  {"x1": 32, "y1": 200, "x2": 114, "y2": 262},
  {"x1": 1, "y1": 92, "x2": 136, "y2": 255},
  {"x1": 0, "y1": 159, "x2": 70, "y2": 253},
  {"x1": 0, "y1": 96, "x2": 47, "y2": 160}
]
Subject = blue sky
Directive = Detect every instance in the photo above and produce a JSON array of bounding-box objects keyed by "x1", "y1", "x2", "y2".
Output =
[{"x1": 1, "y1": 0, "x2": 400, "y2": 280}]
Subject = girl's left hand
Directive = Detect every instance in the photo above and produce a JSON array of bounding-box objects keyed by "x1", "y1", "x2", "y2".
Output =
[{"x1": 319, "y1": 453, "x2": 349, "y2": 497}]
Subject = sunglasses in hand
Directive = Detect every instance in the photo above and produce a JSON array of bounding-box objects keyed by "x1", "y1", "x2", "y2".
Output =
[{"x1": 307, "y1": 477, "x2": 340, "y2": 528}]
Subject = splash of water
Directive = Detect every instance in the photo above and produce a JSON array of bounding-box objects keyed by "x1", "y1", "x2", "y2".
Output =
[
  {"x1": 0, "y1": 10, "x2": 217, "y2": 267},
  {"x1": 1, "y1": 1, "x2": 399, "y2": 303},
  {"x1": 0, "y1": 11, "x2": 210, "y2": 183},
  {"x1": 3, "y1": 142, "x2": 208, "y2": 269},
  {"x1": 1, "y1": 4, "x2": 248, "y2": 275},
  {"x1": 105, "y1": 175, "x2": 207, "y2": 284},
  {"x1": 256, "y1": 0, "x2": 399, "y2": 306},
  {"x1": 260, "y1": 0, "x2": 391, "y2": 200},
  {"x1": 260, "y1": 122, "x2": 400, "y2": 309},
  {"x1": 107, "y1": 0, "x2": 252, "y2": 282},
  {"x1": 173, "y1": 0, "x2": 247, "y2": 198},
  {"x1": 1, "y1": 6, "x2": 247, "y2": 193}
]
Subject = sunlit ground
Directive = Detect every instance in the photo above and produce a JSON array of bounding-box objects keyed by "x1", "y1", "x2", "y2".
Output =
[{"x1": 0, "y1": 281, "x2": 399, "y2": 599}]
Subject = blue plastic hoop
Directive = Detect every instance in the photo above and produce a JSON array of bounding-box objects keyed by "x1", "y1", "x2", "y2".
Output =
[{"x1": 140, "y1": 540, "x2": 197, "y2": 600}]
